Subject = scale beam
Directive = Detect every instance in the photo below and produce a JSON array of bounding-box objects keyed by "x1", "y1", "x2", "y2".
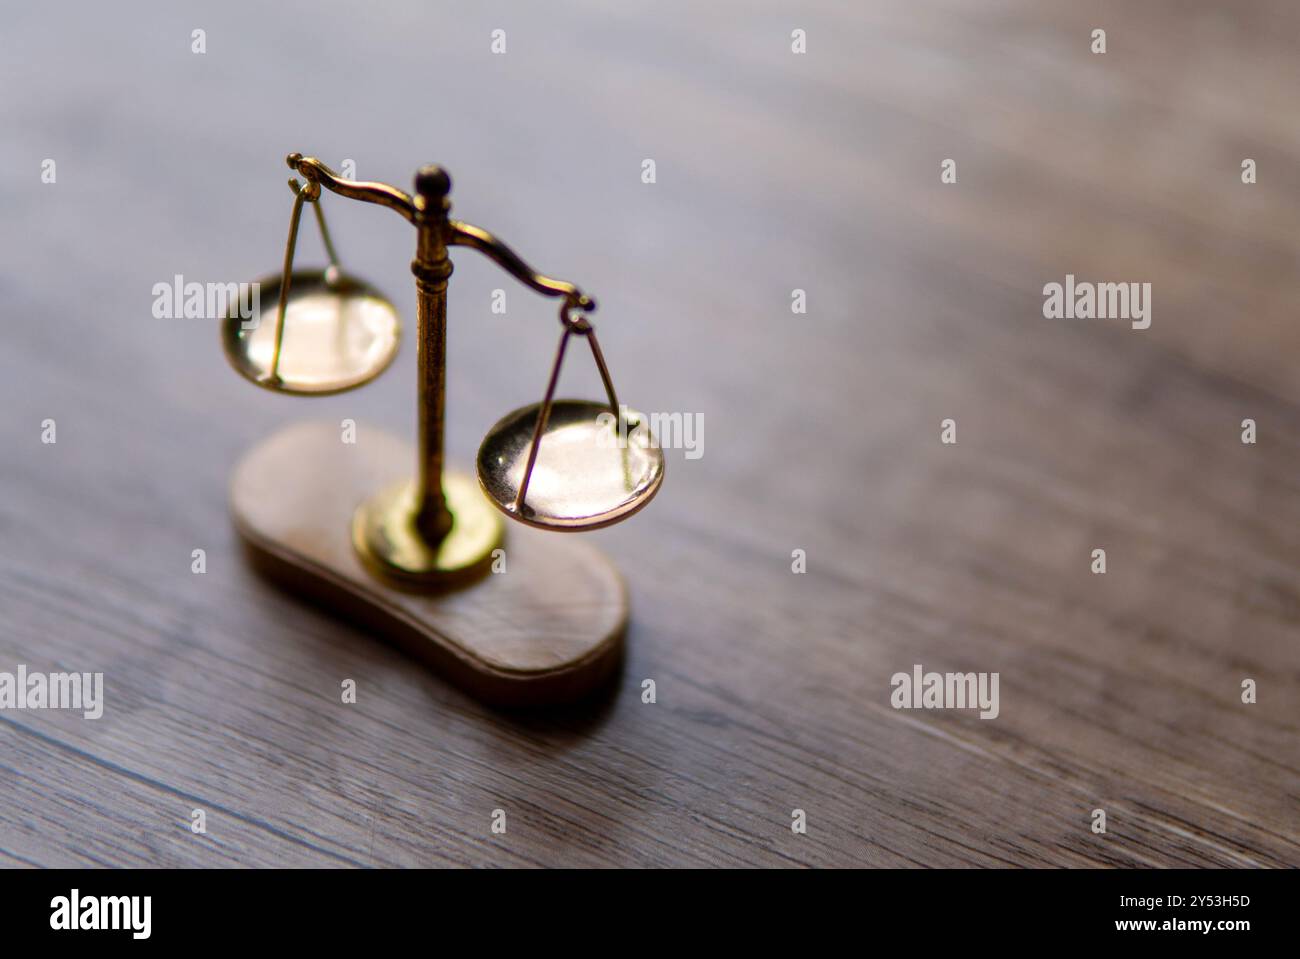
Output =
[
  {"x1": 287, "y1": 153, "x2": 419, "y2": 224},
  {"x1": 288, "y1": 154, "x2": 595, "y2": 309},
  {"x1": 450, "y1": 221, "x2": 594, "y2": 309}
]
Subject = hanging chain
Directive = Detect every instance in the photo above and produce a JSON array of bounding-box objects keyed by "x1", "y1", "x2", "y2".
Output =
[
  {"x1": 513, "y1": 297, "x2": 625, "y2": 513},
  {"x1": 268, "y1": 178, "x2": 339, "y2": 383}
]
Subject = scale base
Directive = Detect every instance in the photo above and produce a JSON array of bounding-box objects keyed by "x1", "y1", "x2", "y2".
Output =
[{"x1": 230, "y1": 420, "x2": 628, "y2": 706}]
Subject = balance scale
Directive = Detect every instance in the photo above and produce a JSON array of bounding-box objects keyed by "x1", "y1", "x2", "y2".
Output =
[{"x1": 222, "y1": 154, "x2": 663, "y2": 706}]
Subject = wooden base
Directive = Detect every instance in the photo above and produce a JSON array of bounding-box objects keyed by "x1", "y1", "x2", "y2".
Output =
[{"x1": 229, "y1": 420, "x2": 628, "y2": 706}]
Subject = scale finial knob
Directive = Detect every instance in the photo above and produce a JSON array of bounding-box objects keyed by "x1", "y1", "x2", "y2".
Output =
[{"x1": 415, "y1": 165, "x2": 452, "y2": 201}]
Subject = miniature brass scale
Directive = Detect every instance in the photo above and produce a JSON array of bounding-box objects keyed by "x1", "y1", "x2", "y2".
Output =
[{"x1": 222, "y1": 154, "x2": 662, "y2": 705}]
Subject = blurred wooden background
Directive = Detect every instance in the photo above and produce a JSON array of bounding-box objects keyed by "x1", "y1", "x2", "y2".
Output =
[{"x1": 0, "y1": 0, "x2": 1296, "y2": 866}]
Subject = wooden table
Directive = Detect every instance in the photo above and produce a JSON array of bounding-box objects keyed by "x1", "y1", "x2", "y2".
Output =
[{"x1": 0, "y1": 0, "x2": 1295, "y2": 867}]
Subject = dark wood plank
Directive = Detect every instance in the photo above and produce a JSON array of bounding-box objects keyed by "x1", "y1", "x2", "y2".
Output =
[{"x1": 0, "y1": 0, "x2": 1295, "y2": 867}]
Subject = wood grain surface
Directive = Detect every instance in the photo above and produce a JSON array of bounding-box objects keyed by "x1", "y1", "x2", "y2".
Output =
[{"x1": 0, "y1": 0, "x2": 1297, "y2": 867}]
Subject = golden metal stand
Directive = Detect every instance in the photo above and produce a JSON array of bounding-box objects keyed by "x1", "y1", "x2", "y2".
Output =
[{"x1": 222, "y1": 154, "x2": 663, "y2": 704}]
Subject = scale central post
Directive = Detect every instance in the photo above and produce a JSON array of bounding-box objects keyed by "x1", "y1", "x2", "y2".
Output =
[{"x1": 410, "y1": 165, "x2": 455, "y2": 545}]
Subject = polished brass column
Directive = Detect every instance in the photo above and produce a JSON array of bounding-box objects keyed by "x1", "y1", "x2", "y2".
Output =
[{"x1": 410, "y1": 165, "x2": 454, "y2": 544}]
